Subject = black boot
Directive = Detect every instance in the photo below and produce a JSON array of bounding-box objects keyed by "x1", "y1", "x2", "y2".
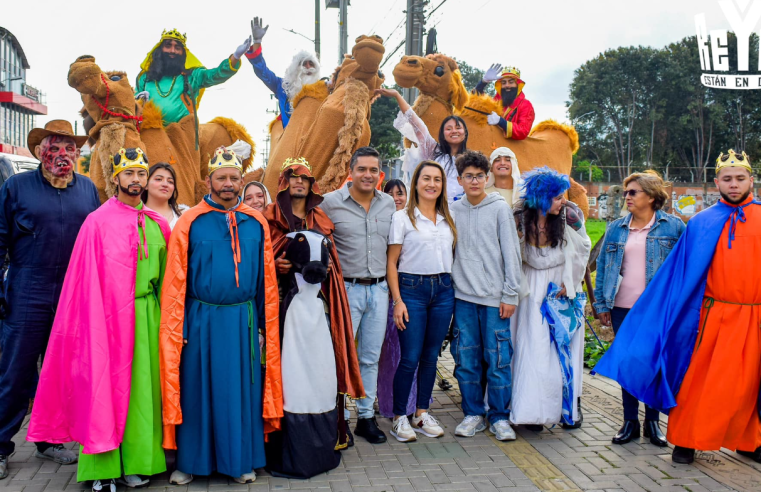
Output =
[
  {"x1": 562, "y1": 397, "x2": 583, "y2": 429},
  {"x1": 524, "y1": 424, "x2": 544, "y2": 432},
  {"x1": 612, "y1": 420, "x2": 641, "y2": 444},
  {"x1": 737, "y1": 446, "x2": 761, "y2": 463},
  {"x1": 346, "y1": 420, "x2": 354, "y2": 447},
  {"x1": 643, "y1": 420, "x2": 668, "y2": 447},
  {"x1": 672, "y1": 446, "x2": 695, "y2": 464},
  {"x1": 355, "y1": 417, "x2": 388, "y2": 444}
]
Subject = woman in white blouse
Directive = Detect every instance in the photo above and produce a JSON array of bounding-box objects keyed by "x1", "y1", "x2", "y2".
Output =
[
  {"x1": 387, "y1": 160, "x2": 457, "y2": 442},
  {"x1": 142, "y1": 163, "x2": 183, "y2": 230},
  {"x1": 375, "y1": 88, "x2": 469, "y2": 202}
]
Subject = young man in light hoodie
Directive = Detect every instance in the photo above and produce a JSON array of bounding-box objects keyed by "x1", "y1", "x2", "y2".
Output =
[{"x1": 450, "y1": 150, "x2": 522, "y2": 441}]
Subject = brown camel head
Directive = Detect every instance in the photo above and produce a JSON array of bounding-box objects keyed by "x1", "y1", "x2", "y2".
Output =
[
  {"x1": 68, "y1": 56, "x2": 140, "y2": 135},
  {"x1": 332, "y1": 35, "x2": 386, "y2": 92},
  {"x1": 393, "y1": 54, "x2": 469, "y2": 112}
]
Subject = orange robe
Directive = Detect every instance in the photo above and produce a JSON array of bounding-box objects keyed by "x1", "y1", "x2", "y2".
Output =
[{"x1": 667, "y1": 196, "x2": 761, "y2": 451}]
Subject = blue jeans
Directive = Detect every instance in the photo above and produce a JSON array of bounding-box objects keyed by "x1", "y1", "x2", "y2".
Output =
[
  {"x1": 392, "y1": 273, "x2": 454, "y2": 416},
  {"x1": 611, "y1": 307, "x2": 659, "y2": 421},
  {"x1": 344, "y1": 280, "x2": 390, "y2": 419},
  {"x1": 451, "y1": 299, "x2": 512, "y2": 423}
]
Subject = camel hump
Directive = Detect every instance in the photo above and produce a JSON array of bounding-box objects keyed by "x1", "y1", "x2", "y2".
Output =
[
  {"x1": 457, "y1": 94, "x2": 503, "y2": 126},
  {"x1": 530, "y1": 119, "x2": 580, "y2": 155},
  {"x1": 291, "y1": 81, "x2": 329, "y2": 109},
  {"x1": 205, "y1": 117, "x2": 256, "y2": 172}
]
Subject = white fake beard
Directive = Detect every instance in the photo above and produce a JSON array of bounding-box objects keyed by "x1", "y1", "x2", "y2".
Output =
[{"x1": 283, "y1": 67, "x2": 321, "y2": 101}]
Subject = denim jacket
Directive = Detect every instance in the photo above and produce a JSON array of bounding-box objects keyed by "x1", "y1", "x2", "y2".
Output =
[{"x1": 593, "y1": 210, "x2": 685, "y2": 313}]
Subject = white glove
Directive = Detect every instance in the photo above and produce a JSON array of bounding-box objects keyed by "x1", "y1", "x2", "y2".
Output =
[
  {"x1": 482, "y1": 63, "x2": 503, "y2": 83},
  {"x1": 487, "y1": 112, "x2": 501, "y2": 125},
  {"x1": 233, "y1": 36, "x2": 253, "y2": 60},
  {"x1": 135, "y1": 91, "x2": 150, "y2": 103},
  {"x1": 251, "y1": 17, "x2": 269, "y2": 44}
]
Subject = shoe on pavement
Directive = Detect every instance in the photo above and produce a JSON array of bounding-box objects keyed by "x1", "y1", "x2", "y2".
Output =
[
  {"x1": 355, "y1": 417, "x2": 387, "y2": 444},
  {"x1": 490, "y1": 420, "x2": 516, "y2": 441},
  {"x1": 455, "y1": 415, "x2": 486, "y2": 437},
  {"x1": 737, "y1": 446, "x2": 761, "y2": 463},
  {"x1": 169, "y1": 469, "x2": 194, "y2": 485},
  {"x1": 672, "y1": 446, "x2": 695, "y2": 464},
  {"x1": 35, "y1": 444, "x2": 78, "y2": 465},
  {"x1": 92, "y1": 479, "x2": 116, "y2": 492},
  {"x1": 346, "y1": 419, "x2": 355, "y2": 447},
  {"x1": 232, "y1": 470, "x2": 256, "y2": 484},
  {"x1": 390, "y1": 415, "x2": 417, "y2": 442},
  {"x1": 411, "y1": 412, "x2": 444, "y2": 438},
  {"x1": 0, "y1": 454, "x2": 8, "y2": 480},
  {"x1": 116, "y1": 475, "x2": 149, "y2": 488}
]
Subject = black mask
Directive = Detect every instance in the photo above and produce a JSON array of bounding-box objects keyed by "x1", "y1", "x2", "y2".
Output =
[{"x1": 501, "y1": 87, "x2": 518, "y2": 106}]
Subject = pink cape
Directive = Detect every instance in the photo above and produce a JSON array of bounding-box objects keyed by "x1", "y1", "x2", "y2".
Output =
[{"x1": 26, "y1": 197, "x2": 170, "y2": 454}]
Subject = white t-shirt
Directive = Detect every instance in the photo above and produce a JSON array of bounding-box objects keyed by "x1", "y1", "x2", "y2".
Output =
[{"x1": 389, "y1": 207, "x2": 454, "y2": 274}]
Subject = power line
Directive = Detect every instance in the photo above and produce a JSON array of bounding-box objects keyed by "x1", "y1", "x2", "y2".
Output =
[
  {"x1": 383, "y1": 16, "x2": 407, "y2": 44},
  {"x1": 380, "y1": 39, "x2": 406, "y2": 69},
  {"x1": 426, "y1": 0, "x2": 449, "y2": 20},
  {"x1": 368, "y1": 0, "x2": 403, "y2": 36}
]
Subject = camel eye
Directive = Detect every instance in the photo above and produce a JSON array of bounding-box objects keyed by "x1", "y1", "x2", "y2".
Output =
[
  {"x1": 110, "y1": 75, "x2": 122, "y2": 82},
  {"x1": 434, "y1": 66, "x2": 445, "y2": 77}
]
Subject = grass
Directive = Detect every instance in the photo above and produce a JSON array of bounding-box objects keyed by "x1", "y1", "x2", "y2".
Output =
[{"x1": 585, "y1": 219, "x2": 607, "y2": 246}]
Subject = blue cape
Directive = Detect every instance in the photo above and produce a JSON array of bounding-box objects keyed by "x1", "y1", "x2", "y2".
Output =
[{"x1": 593, "y1": 199, "x2": 761, "y2": 414}]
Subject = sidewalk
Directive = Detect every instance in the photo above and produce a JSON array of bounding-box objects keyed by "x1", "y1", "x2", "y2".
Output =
[{"x1": 3, "y1": 353, "x2": 761, "y2": 492}]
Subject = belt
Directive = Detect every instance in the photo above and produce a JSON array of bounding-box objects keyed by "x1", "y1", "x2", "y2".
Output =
[
  {"x1": 697, "y1": 296, "x2": 761, "y2": 348},
  {"x1": 345, "y1": 276, "x2": 385, "y2": 285}
]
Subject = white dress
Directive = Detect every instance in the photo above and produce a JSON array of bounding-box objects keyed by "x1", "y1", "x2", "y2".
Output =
[{"x1": 510, "y1": 224, "x2": 590, "y2": 426}]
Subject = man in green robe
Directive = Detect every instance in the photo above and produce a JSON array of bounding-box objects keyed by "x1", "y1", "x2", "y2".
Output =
[{"x1": 135, "y1": 29, "x2": 251, "y2": 125}]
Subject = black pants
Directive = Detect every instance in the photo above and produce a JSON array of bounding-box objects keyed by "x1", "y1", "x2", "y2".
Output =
[{"x1": 611, "y1": 307, "x2": 659, "y2": 422}]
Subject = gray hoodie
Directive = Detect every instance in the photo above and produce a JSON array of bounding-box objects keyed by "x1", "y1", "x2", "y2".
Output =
[{"x1": 451, "y1": 192, "x2": 521, "y2": 307}]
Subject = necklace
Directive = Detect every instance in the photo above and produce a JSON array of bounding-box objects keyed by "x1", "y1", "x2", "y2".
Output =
[{"x1": 155, "y1": 76, "x2": 178, "y2": 98}]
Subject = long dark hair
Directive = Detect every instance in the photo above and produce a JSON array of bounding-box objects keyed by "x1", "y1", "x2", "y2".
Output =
[
  {"x1": 145, "y1": 46, "x2": 186, "y2": 82},
  {"x1": 433, "y1": 116, "x2": 468, "y2": 173},
  {"x1": 142, "y1": 163, "x2": 182, "y2": 217},
  {"x1": 407, "y1": 161, "x2": 457, "y2": 246},
  {"x1": 516, "y1": 200, "x2": 565, "y2": 249}
]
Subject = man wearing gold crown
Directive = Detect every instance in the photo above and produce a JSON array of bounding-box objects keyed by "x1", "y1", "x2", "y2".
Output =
[
  {"x1": 475, "y1": 64, "x2": 535, "y2": 140},
  {"x1": 595, "y1": 149, "x2": 761, "y2": 465},
  {"x1": 135, "y1": 29, "x2": 251, "y2": 126},
  {"x1": 263, "y1": 158, "x2": 364, "y2": 453},
  {"x1": 27, "y1": 148, "x2": 171, "y2": 492},
  {"x1": 159, "y1": 147, "x2": 281, "y2": 485}
]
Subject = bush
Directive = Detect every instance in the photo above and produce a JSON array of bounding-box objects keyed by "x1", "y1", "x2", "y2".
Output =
[{"x1": 584, "y1": 325, "x2": 610, "y2": 369}]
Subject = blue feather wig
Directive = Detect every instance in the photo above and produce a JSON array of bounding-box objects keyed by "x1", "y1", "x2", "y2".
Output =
[{"x1": 520, "y1": 166, "x2": 570, "y2": 214}]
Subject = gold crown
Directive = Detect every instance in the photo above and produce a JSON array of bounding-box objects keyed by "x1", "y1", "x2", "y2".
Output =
[
  {"x1": 111, "y1": 148, "x2": 149, "y2": 177},
  {"x1": 161, "y1": 28, "x2": 187, "y2": 45},
  {"x1": 501, "y1": 66, "x2": 521, "y2": 79},
  {"x1": 281, "y1": 157, "x2": 312, "y2": 173},
  {"x1": 716, "y1": 149, "x2": 752, "y2": 173},
  {"x1": 208, "y1": 146, "x2": 242, "y2": 174}
]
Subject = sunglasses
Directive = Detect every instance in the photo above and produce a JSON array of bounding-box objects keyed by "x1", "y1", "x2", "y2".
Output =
[{"x1": 623, "y1": 190, "x2": 645, "y2": 197}]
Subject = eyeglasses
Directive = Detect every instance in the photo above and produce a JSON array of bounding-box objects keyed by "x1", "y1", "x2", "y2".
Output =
[
  {"x1": 462, "y1": 173, "x2": 487, "y2": 183},
  {"x1": 623, "y1": 189, "x2": 644, "y2": 197}
]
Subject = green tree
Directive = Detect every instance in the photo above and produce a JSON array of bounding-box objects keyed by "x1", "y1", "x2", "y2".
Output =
[
  {"x1": 573, "y1": 159, "x2": 604, "y2": 182},
  {"x1": 369, "y1": 83, "x2": 403, "y2": 162},
  {"x1": 80, "y1": 154, "x2": 91, "y2": 174}
]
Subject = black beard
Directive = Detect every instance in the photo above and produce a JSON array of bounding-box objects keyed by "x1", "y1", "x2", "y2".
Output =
[
  {"x1": 212, "y1": 186, "x2": 237, "y2": 199},
  {"x1": 146, "y1": 49, "x2": 186, "y2": 81},
  {"x1": 501, "y1": 88, "x2": 518, "y2": 106},
  {"x1": 720, "y1": 189, "x2": 750, "y2": 205},
  {"x1": 119, "y1": 184, "x2": 144, "y2": 196},
  {"x1": 290, "y1": 191, "x2": 308, "y2": 199}
]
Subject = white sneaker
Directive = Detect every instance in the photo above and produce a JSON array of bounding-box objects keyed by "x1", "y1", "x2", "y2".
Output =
[
  {"x1": 411, "y1": 412, "x2": 445, "y2": 438},
  {"x1": 92, "y1": 480, "x2": 116, "y2": 492},
  {"x1": 390, "y1": 415, "x2": 417, "y2": 442},
  {"x1": 116, "y1": 475, "x2": 149, "y2": 488},
  {"x1": 490, "y1": 420, "x2": 517, "y2": 441},
  {"x1": 232, "y1": 470, "x2": 257, "y2": 484},
  {"x1": 169, "y1": 470, "x2": 194, "y2": 485},
  {"x1": 455, "y1": 415, "x2": 487, "y2": 437}
]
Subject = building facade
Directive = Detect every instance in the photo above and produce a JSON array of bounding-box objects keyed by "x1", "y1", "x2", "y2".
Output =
[{"x1": 0, "y1": 27, "x2": 47, "y2": 158}]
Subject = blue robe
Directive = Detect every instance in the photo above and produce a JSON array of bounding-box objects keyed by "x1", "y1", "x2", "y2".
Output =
[
  {"x1": 246, "y1": 50, "x2": 291, "y2": 128},
  {"x1": 593, "y1": 199, "x2": 761, "y2": 415},
  {"x1": 175, "y1": 196, "x2": 266, "y2": 477},
  {"x1": 0, "y1": 167, "x2": 99, "y2": 455}
]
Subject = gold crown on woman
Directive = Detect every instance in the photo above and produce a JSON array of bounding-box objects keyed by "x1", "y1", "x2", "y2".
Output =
[
  {"x1": 110, "y1": 148, "x2": 149, "y2": 177},
  {"x1": 281, "y1": 157, "x2": 312, "y2": 172},
  {"x1": 716, "y1": 149, "x2": 752, "y2": 172}
]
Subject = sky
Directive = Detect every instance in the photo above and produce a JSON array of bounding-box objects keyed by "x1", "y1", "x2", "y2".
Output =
[{"x1": 2, "y1": 0, "x2": 732, "y2": 169}]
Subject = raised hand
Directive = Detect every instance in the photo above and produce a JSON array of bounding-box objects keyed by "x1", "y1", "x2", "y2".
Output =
[
  {"x1": 482, "y1": 63, "x2": 503, "y2": 83},
  {"x1": 251, "y1": 17, "x2": 269, "y2": 44},
  {"x1": 233, "y1": 36, "x2": 253, "y2": 60}
]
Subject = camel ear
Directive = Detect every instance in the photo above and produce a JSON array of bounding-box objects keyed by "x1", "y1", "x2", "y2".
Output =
[
  {"x1": 447, "y1": 58, "x2": 460, "y2": 72},
  {"x1": 449, "y1": 69, "x2": 469, "y2": 112}
]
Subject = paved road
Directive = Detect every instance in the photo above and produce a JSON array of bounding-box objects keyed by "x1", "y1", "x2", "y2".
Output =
[{"x1": 3, "y1": 354, "x2": 760, "y2": 491}]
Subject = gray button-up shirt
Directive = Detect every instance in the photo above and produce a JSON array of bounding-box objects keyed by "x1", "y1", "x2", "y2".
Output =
[{"x1": 321, "y1": 183, "x2": 396, "y2": 279}]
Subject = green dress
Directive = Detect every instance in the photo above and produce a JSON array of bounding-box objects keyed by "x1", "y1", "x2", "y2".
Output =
[
  {"x1": 135, "y1": 58, "x2": 241, "y2": 125},
  {"x1": 77, "y1": 205, "x2": 167, "y2": 481}
]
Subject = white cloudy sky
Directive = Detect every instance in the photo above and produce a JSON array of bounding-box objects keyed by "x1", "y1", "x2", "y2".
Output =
[{"x1": 3, "y1": 0, "x2": 732, "y2": 168}]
